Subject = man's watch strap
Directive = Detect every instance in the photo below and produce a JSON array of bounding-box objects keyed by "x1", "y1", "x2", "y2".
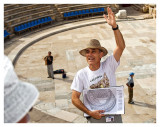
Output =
[{"x1": 112, "y1": 25, "x2": 119, "y2": 30}]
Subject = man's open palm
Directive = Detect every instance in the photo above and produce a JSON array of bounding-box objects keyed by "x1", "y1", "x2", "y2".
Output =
[{"x1": 103, "y1": 7, "x2": 117, "y2": 28}]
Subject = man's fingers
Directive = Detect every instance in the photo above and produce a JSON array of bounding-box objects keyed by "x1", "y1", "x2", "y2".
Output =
[
  {"x1": 108, "y1": 7, "x2": 113, "y2": 16},
  {"x1": 103, "y1": 14, "x2": 107, "y2": 19},
  {"x1": 98, "y1": 110, "x2": 105, "y2": 113},
  {"x1": 107, "y1": 7, "x2": 111, "y2": 14},
  {"x1": 99, "y1": 110, "x2": 105, "y2": 117},
  {"x1": 101, "y1": 114, "x2": 105, "y2": 117},
  {"x1": 111, "y1": 11, "x2": 115, "y2": 18},
  {"x1": 103, "y1": 14, "x2": 109, "y2": 22}
]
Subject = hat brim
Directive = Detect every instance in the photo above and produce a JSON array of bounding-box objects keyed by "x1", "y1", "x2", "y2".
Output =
[
  {"x1": 79, "y1": 47, "x2": 108, "y2": 57},
  {"x1": 4, "y1": 81, "x2": 39, "y2": 123}
]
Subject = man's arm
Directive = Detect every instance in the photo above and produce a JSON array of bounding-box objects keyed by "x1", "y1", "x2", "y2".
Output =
[
  {"x1": 126, "y1": 83, "x2": 129, "y2": 87},
  {"x1": 126, "y1": 77, "x2": 131, "y2": 87},
  {"x1": 103, "y1": 7, "x2": 125, "y2": 62},
  {"x1": 44, "y1": 56, "x2": 47, "y2": 60},
  {"x1": 72, "y1": 90, "x2": 105, "y2": 119}
]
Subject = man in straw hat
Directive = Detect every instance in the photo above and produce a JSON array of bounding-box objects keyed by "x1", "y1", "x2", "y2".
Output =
[
  {"x1": 4, "y1": 55, "x2": 39, "y2": 123},
  {"x1": 71, "y1": 7, "x2": 125, "y2": 123}
]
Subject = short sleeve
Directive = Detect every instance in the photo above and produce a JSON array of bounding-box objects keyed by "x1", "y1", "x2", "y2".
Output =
[
  {"x1": 127, "y1": 77, "x2": 131, "y2": 85},
  {"x1": 71, "y1": 71, "x2": 84, "y2": 93},
  {"x1": 103, "y1": 55, "x2": 120, "y2": 73}
]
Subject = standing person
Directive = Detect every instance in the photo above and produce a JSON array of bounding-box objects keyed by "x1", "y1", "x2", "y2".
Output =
[
  {"x1": 71, "y1": 7, "x2": 125, "y2": 123},
  {"x1": 126, "y1": 72, "x2": 135, "y2": 104},
  {"x1": 4, "y1": 55, "x2": 39, "y2": 123},
  {"x1": 44, "y1": 51, "x2": 54, "y2": 79}
]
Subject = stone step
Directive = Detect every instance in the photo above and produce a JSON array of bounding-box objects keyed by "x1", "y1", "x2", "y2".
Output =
[
  {"x1": 33, "y1": 101, "x2": 87, "y2": 123},
  {"x1": 29, "y1": 108, "x2": 70, "y2": 123}
]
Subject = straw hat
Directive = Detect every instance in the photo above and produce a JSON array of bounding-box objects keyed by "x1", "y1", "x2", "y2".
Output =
[
  {"x1": 79, "y1": 39, "x2": 108, "y2": 57},
  {"x1": 4, "y1": 56, "x2": 39, "y2": 123}
]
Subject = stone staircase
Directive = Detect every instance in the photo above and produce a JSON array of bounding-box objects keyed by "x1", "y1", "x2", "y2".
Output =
[
  {"x1": 52, "y1": 5, "x2": 64, "y2": 22},
  {"x1": 31, "y1": 100, "x2": 87, "y2": 123}
]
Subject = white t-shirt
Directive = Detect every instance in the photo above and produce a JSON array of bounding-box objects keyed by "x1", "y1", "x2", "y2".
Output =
[{"x1": 71, "y1": 55, "x2": 120, "y2": 93}]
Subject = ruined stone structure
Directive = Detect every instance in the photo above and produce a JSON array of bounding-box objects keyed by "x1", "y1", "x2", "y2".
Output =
[{"x1": 132, "y1": 4, "x2": 156, "y2": 19}]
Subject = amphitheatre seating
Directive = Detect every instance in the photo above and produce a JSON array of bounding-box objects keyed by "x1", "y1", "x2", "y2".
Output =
[
  {"x1": 4, "y1": 4, "x2": 55, "y2": 34},
  {"x1": 55, "y1": 4, "x2": 109, "y2": 20},
  {"x1": 4, "y1": 5, "x2": 51, "y2": 21},
  {"x1": 4, "y1": 4, "x2": 28, "y2": 11},
  {"x1": 63, "y1": 7, "x2": 105, "y2": 19},
  {"x1": 4, "y1": 4, "x2": 117, "y2": 37},
  {"x1": 14, "y1": 16, "x2": 53, "y2": 34},
  {"x1": 7, "y1": 10, "x2": 54, "y2": 27},
  {"x1": 4, "y1": 30, "x2": 11, "y2": 38}
]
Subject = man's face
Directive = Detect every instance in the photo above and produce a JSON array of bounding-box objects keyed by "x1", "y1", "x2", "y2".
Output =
[
  {"x1": 85, "y1": 48, "x2": 103, "y2": 66},
  {"x1": 48, "y1": 52, "x2": 51, "y2": 56}
]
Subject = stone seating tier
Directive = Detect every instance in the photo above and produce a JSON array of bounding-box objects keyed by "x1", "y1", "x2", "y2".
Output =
[
  {"x1": 60, "y1": 5, "x2": 110, "y2": 15},
  {"x1": 4, "y1": 5, "x2": 52, "y2": 21},
  {"x1": 14, "y1": 16, "x2": 54, "y2": 35},
  {"x1": 55, "y1": 4, "x2": 81, "y2": 8},
  {"x1": 5, "y1": 10, "x2": 55, "y2": 29},
  {"x1": 4, "y1": 4, "x2": 49, "y2": 17},
  {"x1": 4, "y1": 4, "x2": 29, "y2": 11},
  {"x1": 57, "y1": 4, "x2": 110, "y2": 12},
  {"x1": 4, "y1": 30, "x2": 11, "y2": 38}
]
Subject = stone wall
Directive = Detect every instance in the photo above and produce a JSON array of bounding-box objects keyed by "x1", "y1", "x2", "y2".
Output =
[{"x1": 132, "y1": 4, "x2": 156, "y2": 19}]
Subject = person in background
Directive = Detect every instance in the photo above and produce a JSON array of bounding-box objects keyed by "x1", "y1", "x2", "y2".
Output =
[
  {"x1": 44, "y1": 51, "x2": 54, "y2": 79},
  {"x1": 126, "y1": 72, "x2": 135, "y2": 104},
  {"x1": 4, "y1": 55, "x2": 39, "y2": 123}
]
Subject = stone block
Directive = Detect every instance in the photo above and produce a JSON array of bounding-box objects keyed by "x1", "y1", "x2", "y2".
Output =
[
  {"x1": 115, "y1": 10, "x2": 127, "y2": 19},
  {"x1": 114, "y1": 4, "x2": 120, "y2": 10},
  {"x1": 54, "y1": 110, "x2": 79, "y2": 122},
  {"x1": 149, "y1": 4, "x2": 156, "y2": 8},
  {"x1": 143, "y1": 14, "x2": 153, "y2": 19},
  {"x1": 35, "y1": 102, "x2": 55, "y2": 111},
  {"x1": 142, "y1": 6, "x2": 149, "y2": 13},
  {"x1": 149, "y1": 7, "x2": 153, "y2": 15},
  {"x1": 55, "y1": 99, "x2": 68, "y2": 109},
  {"x1": 46, "y1": 107, "x2": 61, "y2": 115},
  {"x1": 39, "y1": 91, "x2": 55, "y2": 103},
  {"x1": 152, "y1": 8, "x2": 156, "y2": 19},
  {"x1": 73, "y1": 116, "x2": 87, "y2": 123}
]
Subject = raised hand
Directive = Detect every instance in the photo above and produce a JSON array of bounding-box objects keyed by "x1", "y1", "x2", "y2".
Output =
[{"x1": 103, "y1": 7, "x2": 117, "y2": 28}]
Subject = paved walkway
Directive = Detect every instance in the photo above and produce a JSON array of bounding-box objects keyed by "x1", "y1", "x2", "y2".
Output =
[{"x1": 4, "y1": 15, "x2": 156, "y2": 123}]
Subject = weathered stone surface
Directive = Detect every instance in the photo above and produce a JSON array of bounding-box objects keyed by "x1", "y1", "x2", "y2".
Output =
[
  {"x1": 55, "y1": 99, "x2": 68, "y2": 109},
  {"x1": 152, "y1": 8, "x2": 156, "y2": 18},
  {"x1": 142, "y1": 6, "x2": 149, "y2": 13},
  {"x1": 54, "y1": 110, "x2": 79, "y2": 122},
  {"x1": 149, "y1": 7, "x2": 154, "y2": 15},
  {"x1": 116, "y1": 10, "x2": 127, "y2": 19}
]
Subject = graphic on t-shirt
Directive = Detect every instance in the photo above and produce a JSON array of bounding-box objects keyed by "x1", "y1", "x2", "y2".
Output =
[
  {"x1": 84, "y1": 88, "x2": 116, "y2": 112},
  {"x1": 90, "y1": 73, "x2": 109, "y2": 89}
]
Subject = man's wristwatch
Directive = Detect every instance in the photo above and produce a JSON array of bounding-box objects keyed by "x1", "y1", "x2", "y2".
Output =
[{"x1": 112, "y1": 25, "x2": 119, "y2": 30}]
